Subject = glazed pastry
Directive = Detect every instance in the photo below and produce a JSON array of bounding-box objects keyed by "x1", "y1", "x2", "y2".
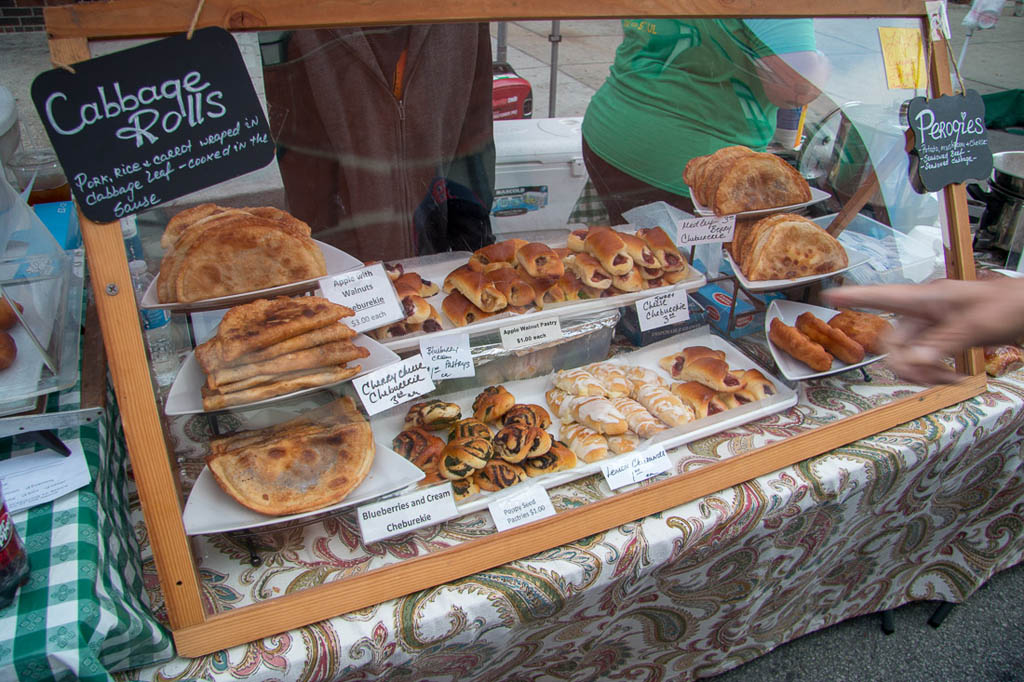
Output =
[
  {"x1": 403, "y1": 400, "x2": 462, "y2": 431},
  {"x1": 442, "y1": 265, "x2": 507, "y2": 312},
  {"x1": 439, "y1": 437, "x2": 492, "y2": 480},
  {"x1": 620, "y1": 232, "x2": 660, "y2": 271},
  {"x1": 796, "y1": 312, "x2": 865, "y2": 365},
  {"x1": 391, "y1": 427, "x2": 445, "y2": 471},
  {"x1": 610, "y1": 396, "x2": 668, "y2": 439},
  {"x1": 828, "y1": 309, "x2": 892, "y2": 355},
  {"x1": 523, "y1": 440, "x2": 577, "y2": 476},
  {"x1": 502, "y1": 403, "x2": 552, "y2": 429},
  {"x1": 554, "y1": 367, "x2": 607, "y2": 396},
  {"x1": 673, "y1": 357, "x2": 745, "y2": 392},
  {"x1": 561, "y1": 422, "x2": 609, "y2": 463},
  {"x1": 586, "y1": 362, "x2": 632, "y2": 399},
  {"x1": 670, "y1": 381, "x2": 718, "y2": 419},
  {"x1": 769, "y1": 318, "x2": 833, "y2": 372},
  {"x1": 516, "y1": 242, "x2": 565, "y2": 279},
  {"x1": 469, "y1": 239, "x2": 528, "y2": 269},
  {"x1": 450, "y1": 476, "x2": 480, "y2": 501},
  {"x1": 485, "y1": 266, "x2": 536, "y2": 307},
  {"x1": 448, "y1": 417, "x2": 493, "y2": 442},
  {"x1": 607, "y1": 432, "x2": 639, "y2": 455},
  {"x1": 566, "y1": 253, "x2": 614, "y2": 290},
  {"x1": 734, "y1": 369, "x2": 777, "y2": 403},
  {"x1": 545, "y1": 387, "x2": 574, "y2": 421},
  {"x1": 472, "y1": 385, "x2": 516, "y2": 423},
  {"x1": 442, "y1": 292, "x2": 494, "y2": 327},
  {"x1": 568, "y1": 396, "x2": 629, "y2": 435},
  {"x1": 625, "y1": 367, "x2": 666, "y2": 397},
  {"x1": 474, "y1": 460, "x2": 527, "y2": 492},
  {"x1": 635, "y1": 383, "x2": 696, "y2": 427},
  {"x1": 611, "y1": 268, "x2": 644, "y2": 292},
  {"x1": 584, "y1": 229, "x2": 633, "y2": 276},
  {"x1": 637, "y1": 226, "x2": 687, "y2": 272}
]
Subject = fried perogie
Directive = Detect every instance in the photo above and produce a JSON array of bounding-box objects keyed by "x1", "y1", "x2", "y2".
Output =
[
  {"x1": 769, "y1": 318, "x2": 833, "y2": 372},
  {"x1": 712, "y1": 152, "x2": 811, "y2": 215},
  {"x1": 743, "y1": 215, "x2": 848, "y2": 282},
  {"x1": 828, "y1": 310, "x2": 892, "y2": 355},
  {"x1": 796, "y1": 312, "x2": 865, "y2": 365}
]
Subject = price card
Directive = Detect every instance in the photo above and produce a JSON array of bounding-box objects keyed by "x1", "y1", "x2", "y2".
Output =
[
  {"x1": 675, "y1": 214, "x2": 736, "y2": 246},
  {"x1": 500, "y1": 317, "x2": 562, "y2": 351},
  {"x1": 488, "y1": 485, "x2": 556, "y2": 532},
  {"x1": 601, "y1": 447, "x2": 672, "y2": 490},
  {"x1": 351, "y1": 354, "x2": 435, "y2": 416},
  {"x1": 357, "y1": 483, "x2": 459, "y2": 543},
  {"x1": 420, "y1": 332, "x2": 474, "y2": 380},
  {"x1": 635, "y1": 289, "x2": 690, "y2": 332},
  {"x1": 319, "y1": 262, "x2": 404, "y2": 333}
]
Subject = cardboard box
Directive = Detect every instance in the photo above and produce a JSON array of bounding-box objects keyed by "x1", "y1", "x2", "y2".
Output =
[
  {"x1": 617, "y1": 295, "x2": 707, "y2": 346},
  {"x1": 692, "y1": 283, "x2": 783, "y2": 338}
]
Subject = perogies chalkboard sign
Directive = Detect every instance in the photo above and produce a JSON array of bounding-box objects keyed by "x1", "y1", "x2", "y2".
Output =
[
  {"x1": 906, "y1": 89, "x2": 993, "y2": 193},
  {"x1": 31, "y1": 27, "x2": 275, "y2": 223}
]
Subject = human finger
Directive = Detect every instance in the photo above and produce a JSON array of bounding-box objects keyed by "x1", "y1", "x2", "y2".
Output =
[{"x1": 823, "y1": 284, "x2": 944, "y2": 319}]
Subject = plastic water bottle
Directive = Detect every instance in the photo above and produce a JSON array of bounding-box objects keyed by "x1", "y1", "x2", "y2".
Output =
[
  {"x1": 129, "y1": 260, "x2": 179, "y2": 387},
  {"x1": 121, "y1": 215, "x2": 145, "y2": 263}
]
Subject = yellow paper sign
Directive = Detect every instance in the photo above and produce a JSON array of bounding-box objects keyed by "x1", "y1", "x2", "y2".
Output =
[{"x1": 879, "y1": 27, "x2": 927, "y2": 90}]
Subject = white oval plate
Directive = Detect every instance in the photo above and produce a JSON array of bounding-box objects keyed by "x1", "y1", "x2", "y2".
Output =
[
  {"x1": 765, "y1": 299, "x2": 886, "y2": 381},
  {"x1": 725, "y1": 247, "x2": 870, "y2": 293},
  {"x1": 689, "y1": 185, "x2": 831, "y2": 218}
]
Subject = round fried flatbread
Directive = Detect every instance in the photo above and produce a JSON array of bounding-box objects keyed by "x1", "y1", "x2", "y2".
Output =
[
  {"x1": 744, "y1": 216, "x2": 848, "y2": 281},
  {"x1": 712, "y1": 152, "x2": 811, "y2": 215}
]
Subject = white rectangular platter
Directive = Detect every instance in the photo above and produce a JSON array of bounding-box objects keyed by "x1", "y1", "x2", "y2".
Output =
[
  {"x1": 164, "y1": 332, "x2": 399, "y2": 416},
  {"x1": 370, "y1": 327, "x2": 796, "y2": 515},
  {"x1": 141, "y1": 240, "x2": 362, "y2": 312},
  {"x1": 182, "y1": 441, "x2": 424, "y2": 535},
  {"x1": 382, "y1": 248, "x2": 706, "y2": 353}
]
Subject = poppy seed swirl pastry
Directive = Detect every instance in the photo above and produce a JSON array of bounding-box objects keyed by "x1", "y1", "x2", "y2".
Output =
[
  {"x1": 403, "y1": 400, "x2": 462, "y2": 431},
  {"x1": 502, "y1": 403, "x2": 552, "y2": 430},
  {"x1": 523, "y1": 440, "x2": 577, "y2": 476},
  {"x1": 474, "y1": 460, "x2": 527, "y2": 492},
  {"x1": 472, "y1": 385, "x2": 516, "y2": 423},
  {"x1": 448, "y1": 417, "x2": 493, "y2": 442},
  {"x1": 438, "y1": 437, "x2": 493, "y2": 480}
]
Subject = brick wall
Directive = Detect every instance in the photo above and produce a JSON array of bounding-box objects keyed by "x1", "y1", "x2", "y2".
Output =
[{"x1": 0, "y1": 0, "x2": 83, "y2": 33}]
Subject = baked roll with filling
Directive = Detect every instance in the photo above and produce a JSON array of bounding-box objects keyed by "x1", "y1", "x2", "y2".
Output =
[
  {"x1": 442, "y1": 265, "x2": 507, "y2": 312},
  {"x1": 586, "y1": 362, "x2": 632, "y2": 398},
  {"x1": 554, "y1": 368, "x2": 607, "y2": 396},
  {"x1": 439, "y1": 437, "x2": 493, "y2": 479},
  {"x1": 610, "y1": 396, "x2": 667, "y2": 438},
  {"x1": 516, "y1": 242, "x2": 565, "y2": 279},
  {"x1": 637, "y1": 226, "x2": 687, "y2": 272},
  {"x1": 611, "y1": 268, "x2": 644, "y2": 292},
  {"x1": 635, "y1": 383, "x2": 696, "y2": 426},
  {"x1": 484, "y1": 266, "x2": 536, "y2": 308},
  {"x1": 659, "y1": 346, "x2": 727, "y2": 379},
  {"x1": 566, "y1": 253, "x2": 614, "y2": 290},
  {"x1": 442, "y1": 291, "x2": 494, "y2": 327},
  {"x1": 472, "y1": 385, "x2": 516, "y2": 422},
  {"x1": 584, "y1": 229, "x2": 633, "y2": 276},
  {"x1": 620, "y1": 232, "x2": 660, "y2": 271},
  {"x1": 517, "y1": 270, "x2": 567, "y2": 309},
  {"x1": 469, "y1": 239, "x2": 528, "y2": 269},
  {"x1": 984, "y1": 345, "x2": 1024, "y2": 377},
  {"x1": 607, "y1": 432, "x2": 639, "y2": 454},
  {"x1": 625, "y1": 367, "x2": 666, "y2": 396},
  {"x1": 395, "y1": 272, "x2": 439, "y2": 297},
  {"x1": 391, "y1": 427, "x2": 444, "y2": 471},
  {"x1": 568, "y1": 396, "x2": 629, "y2": 435},
  {"x1": 734, "y1": 369, "x2": 777, "y2": 403},
  {"x1": 475, "y1": 460, "x2": 527, "y2": 491},
  {"x1": 450, "y1": 476, "x2": 480, "y2": 501},
  {"x1": 448, "y1": 417, "x2": 493, "y2": 442},
  {"x1": 523, "y1": 440, "x2": 577, "y2": 476},
  {"x1": 502, "y1": 403, "x2": 552, "y2": 429},
  {"x1": 669, "y1": 381, "x2": 719, "y2": 419},
  {"x1": 560, "y1": 422, "x2": 609, "y2": 463},
  {"x1": 403, "y1": 400, "x2": 462, "y2": 431},
  {"x1": 673, "y1": 357, "x2": 745, "y2": 392}
]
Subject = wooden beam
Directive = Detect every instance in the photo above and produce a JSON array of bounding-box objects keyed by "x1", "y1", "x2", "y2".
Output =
[
  {"x1": 172, "y1": 373, "x2": 984, "y2": 657},
  {"x1": 44, "y1": 0, "x2": 929, "y2": 39}
]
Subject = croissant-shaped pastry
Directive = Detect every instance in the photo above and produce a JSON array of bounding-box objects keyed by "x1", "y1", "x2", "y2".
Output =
[
  {"x1": 394, "y1": 271, "x2": 439, "y2": 297},
  {"x1": 637, "y1": 226, "x2": 686, "y2": 272},
  {"x1": 442, "y1": 292, "x2": 494, "y2": 327},
  {"x1": 566, "y1": 253, "x2": 613, "y2": 290},
  {"x1": 658, "y1": 346, "x2": 727, "y2": 379},
  {"x1": 610, "y1": 396, "x2": 668, "y2": 439},
  {"x1": 398, "y1": 292, "x2": 432, "y2": 324},
  {"x1": 734, "y1": 369, "x2": 777, "y2": 403},
  {"x1": 523, "y1": 440, "x2": 577, "y2": 476},
  {"x1": 584, "y1": 229, "x2": 633, "y2": 276},
  {"x1": 561, "y1": 422, "x2": 609, "y2": 463},
  {"x1": 636, "y1": 383, "x2": 695, "y2": 427},
  {"x1": 673, "y1": 357, "x2": 745, "y2": 392},
  {"x1": 516, "y1": 242, "x2": 565, "y2": 279},
  {"x1": 670, "y1": 381, "x2": 719, "y2": 419}
]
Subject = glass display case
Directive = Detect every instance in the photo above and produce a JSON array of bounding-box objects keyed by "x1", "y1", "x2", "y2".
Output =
[{"x1": 42, "y1": 0, "x2": 986, "y2": 657}]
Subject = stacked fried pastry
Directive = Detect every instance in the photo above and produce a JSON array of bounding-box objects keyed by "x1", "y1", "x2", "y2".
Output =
[
  {"x1": 683, "y1": 145, "x2": 811, "y2": 215},
  {"x1": 206, "y1": 397, "x2": 374, "y2": 515},
  {"x1": 195, "y1": 296, "x2": 368, "y2": 410},
  {"x1": 390, "y1": 387, "x2": 571, "y2": 502},
  {"x1": 157, "y1": 203, "x2": 327, "y2": 303},
  {"x1": 728, "y1": 213, "x2": 848, "y2": 281},
  {"x1": 769, "y1": 310, "x2": 891, "y2": 372},
  {"x1": 438, "y1": 227, "x2": 691, "y2": 327}
]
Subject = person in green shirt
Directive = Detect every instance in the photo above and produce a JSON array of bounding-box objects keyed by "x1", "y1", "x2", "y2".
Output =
[{"x1": 582, "y1": 18, "x2": 828, "y2": 223}]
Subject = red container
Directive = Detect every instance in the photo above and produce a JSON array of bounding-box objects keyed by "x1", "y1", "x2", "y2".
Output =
[
  {"x1": 0, "y1": 482, "x2": 30, "y2": 611},
  {"x1": 492, "y1": 62, "x2": 533, "y2": 120}
]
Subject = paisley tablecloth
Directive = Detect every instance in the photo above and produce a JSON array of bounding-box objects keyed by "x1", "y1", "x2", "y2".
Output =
[{"x1": 112, "y1": 348, "x2": 1024, "y2": 682}]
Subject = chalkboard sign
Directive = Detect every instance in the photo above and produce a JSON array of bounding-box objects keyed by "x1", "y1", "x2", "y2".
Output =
[
  {"x1": 31, "y1": 27, "x2": 275, "y2": 223},
  {"x1": 906, "y1": 89, "x2": 993, "y2": 193}
]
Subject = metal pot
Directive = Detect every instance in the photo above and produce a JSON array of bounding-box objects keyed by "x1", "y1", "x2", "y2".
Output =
[{"x1": 992, "y1": 151, "x2": 1024, "y2": 196}]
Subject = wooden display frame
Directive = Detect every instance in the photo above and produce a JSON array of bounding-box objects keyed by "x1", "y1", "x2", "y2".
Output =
[{"x1": 45, "y1": 0, "x2": 986, "y2": 657}]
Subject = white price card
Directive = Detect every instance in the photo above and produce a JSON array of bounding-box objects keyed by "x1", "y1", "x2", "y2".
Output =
[
  {"x1": 675, "y1": 214, "x2": 736, "y2": 246},
  {"x1": 636, "y1": 289, "x2": 690, "y2": 332},
  {"x1": 420, "y1": 332, "x2": 475, "y2": 380},
  {"x1": 500, "y1": 317, "x2": 562, "y2": 351},
  {"x1": 488, "y1": 485, "x2": 556, "y2": 532},
  {"x1": 318, "y1": 262, "x2": 404, "y2": 333},
  {"x1": 351, "y1": 353, "x2": 435, "y2": 416},
  {"x1": 0, "y1": 438, "x2": 90, "y2": 513},
  {"x1": 601, "y1": 447, "x2": 673, "y2": 490},
  {"x1": 357, "y1": 483, "x2": 459, "y2": 543}
]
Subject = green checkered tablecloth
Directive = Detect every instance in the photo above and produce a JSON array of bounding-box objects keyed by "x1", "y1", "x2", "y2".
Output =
[{"x1": 0, "y1": 356, "x2": 174, "y2": 680}]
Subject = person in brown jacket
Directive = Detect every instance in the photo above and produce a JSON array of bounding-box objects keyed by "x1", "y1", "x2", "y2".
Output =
[{"x1": 265, "y1": 24, "x2": 496, "y2": 262}]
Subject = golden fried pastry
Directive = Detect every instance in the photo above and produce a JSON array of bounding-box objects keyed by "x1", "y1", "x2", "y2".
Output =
[
  {"x1": 769, "y1": 318, "x2": 833, "y2": 372},
  {"x1": 711, "y1": 152, "x2": 811, "y2": 215},
  {"x1": 796, "y1": 312, "x2": 865, "y2": 365},
  {"x1": 742, "y1": 215, "x2": 847, "y2": 282},
  {"x1": 828, "y1": 309, "x2": 893, "y2": 355}
]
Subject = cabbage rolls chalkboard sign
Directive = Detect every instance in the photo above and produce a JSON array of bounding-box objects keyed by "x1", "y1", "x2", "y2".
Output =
[
  {"x1": 31, "y1": 27, "x2": 275, "y2": 223},
  {"x1": 906, "y1": 89, "x2": 992, "y2": 193}
]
